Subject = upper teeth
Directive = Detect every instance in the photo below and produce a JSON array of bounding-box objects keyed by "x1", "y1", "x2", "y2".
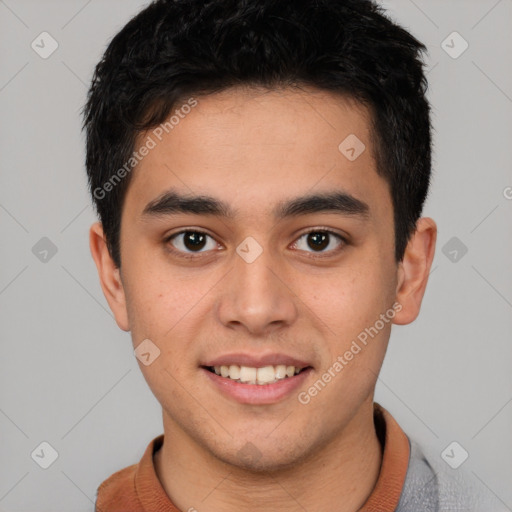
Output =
[{"x1": 212, "y1": 364, "x2": 302, "y2": 385}]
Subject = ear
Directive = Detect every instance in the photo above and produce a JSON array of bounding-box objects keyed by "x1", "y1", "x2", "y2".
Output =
[
  {"x1": 392, "y1": 217, "x2": 437, "y2": 325},
  {"x1": 89, "y1": 222, "x2": 130, "y2": 331}
]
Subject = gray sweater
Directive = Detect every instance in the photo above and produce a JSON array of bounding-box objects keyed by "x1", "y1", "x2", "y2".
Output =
[{"x1": 396, "y1": 439, "x2": 509, "y2": 511}]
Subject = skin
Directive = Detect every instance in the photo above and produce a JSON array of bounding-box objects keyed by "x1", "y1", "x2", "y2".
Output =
[{"x1": 90, "y1": 85, "x2": 436, "y2": 512}]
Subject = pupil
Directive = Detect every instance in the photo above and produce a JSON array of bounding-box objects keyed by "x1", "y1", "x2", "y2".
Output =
[
  {"x1": 184, "y1": 232, "x2": 206, "y2": 251},
  {"x1": 309, "y1": 232, "x2": 328, "y2": 251}
]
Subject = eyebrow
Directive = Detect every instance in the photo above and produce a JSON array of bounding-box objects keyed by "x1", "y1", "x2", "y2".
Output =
[{"x1": 141, "y1": 188, "x2": 370, "y2": 221}]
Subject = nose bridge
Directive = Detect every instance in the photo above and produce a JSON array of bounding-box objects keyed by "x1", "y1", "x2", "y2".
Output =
[
  {"x1": 216, "y1": 235, "x2": 297, "y2": 334},
  {"x1": 240, "y1": 242, "x2": 279, "y2": 294}
]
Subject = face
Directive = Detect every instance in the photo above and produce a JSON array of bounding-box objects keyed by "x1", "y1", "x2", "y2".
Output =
[{"x1": 90, "y1": 85, "x2": 436, "y2": 471}]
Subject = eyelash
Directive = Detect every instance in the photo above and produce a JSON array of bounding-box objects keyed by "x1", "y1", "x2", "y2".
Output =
[{"x1": 164, "y1": 227, "x2": 348, "y2": 261}]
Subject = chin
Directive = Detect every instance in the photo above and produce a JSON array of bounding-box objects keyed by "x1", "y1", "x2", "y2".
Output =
[{"x1": 211, "y1": 436, "x2": 316, "y2": 474}]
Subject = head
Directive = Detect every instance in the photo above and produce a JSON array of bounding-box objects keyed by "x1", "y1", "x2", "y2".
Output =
[{"x1": 85, "y1": 0, "x2": 436, "y2": 471}]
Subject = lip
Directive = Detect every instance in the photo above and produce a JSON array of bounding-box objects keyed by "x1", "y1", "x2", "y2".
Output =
[
  {"x1": 202, "y1": 366, "x2": 313, "y2": 405},
  {"x1": 202, "y1": 352, "x2": 311, "y2": 369}
]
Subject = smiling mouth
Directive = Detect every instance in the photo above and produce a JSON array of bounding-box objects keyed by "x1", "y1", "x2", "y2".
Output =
[{"x1": 203, "y1": 364, "x2": 310, "y2": 385}]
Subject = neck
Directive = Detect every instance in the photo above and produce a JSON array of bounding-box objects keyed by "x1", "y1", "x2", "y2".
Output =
[{"x1": 154, "y1": 398, "x2": 382, "y2": 512}]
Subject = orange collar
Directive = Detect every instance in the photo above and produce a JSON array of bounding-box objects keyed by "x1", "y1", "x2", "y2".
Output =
[
  {"x1": 357, "y1": 403, "x2": 411, "y2": 511},
  {"x1": 96, "y1": 403, "x2": 410, "y2": 512}
]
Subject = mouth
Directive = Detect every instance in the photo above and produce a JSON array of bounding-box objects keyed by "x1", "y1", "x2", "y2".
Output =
[
  {"x1": 202, "y1": 364, "x2": 310, "y2": 385},
  {"x1": 200, "y1": 353, "x2": 314, "y2": 404}
]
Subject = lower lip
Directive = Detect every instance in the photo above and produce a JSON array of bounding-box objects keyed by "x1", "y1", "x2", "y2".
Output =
[{"x1": 202, "y1": 367, "x2": 313, "y2": 405}]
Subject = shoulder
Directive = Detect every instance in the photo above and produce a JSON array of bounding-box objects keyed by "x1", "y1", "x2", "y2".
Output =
[
  {"x1": 397, "y1": 438, "x2": 508, "y2": 512},
  {"x1": 95, "y1": 463, "x2": 142, "y2": 512},
  {"x1": 94, "y1": 434, "x2": 165, "y2": 512}
]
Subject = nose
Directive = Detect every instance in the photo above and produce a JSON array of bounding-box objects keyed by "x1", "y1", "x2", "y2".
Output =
[{"x1": 214, "y1": 241, "x2": 298, "y2": 337}]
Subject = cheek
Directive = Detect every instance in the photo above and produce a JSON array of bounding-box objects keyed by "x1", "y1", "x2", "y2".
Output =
[
  {"x1": 122, "y1": 266, "x2": 214, "y2": 375},
  {"x1": 305, "y1": 256, "x2": 392, "y2": 327},
  {"x1": 122, "y1": 259, "x2": 194, "y2": 337},
  {"x1": 301, "y1": 251, "x2": 396, "y2": 371},
  {"x1": 124, "y1": 275, "x2": 202, "y2": 403}
]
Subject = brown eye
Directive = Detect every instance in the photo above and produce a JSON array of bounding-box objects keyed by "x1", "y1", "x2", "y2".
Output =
[
  {"x1": 167, "y1": 230, "x2": 217, "y2": 256},
  {"x1": 293, "y1": 229, "x2": 346, "y2": 256},
  {"x1": 306, "y1": 232, "x2": 329, "y2": 251}
]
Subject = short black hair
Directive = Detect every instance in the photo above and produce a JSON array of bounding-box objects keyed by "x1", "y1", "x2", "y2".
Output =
[{"x1": 83, "y1": 0, "x2": 432, "y2": 268}]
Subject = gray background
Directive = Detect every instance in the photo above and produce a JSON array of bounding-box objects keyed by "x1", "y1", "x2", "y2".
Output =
[{"x1": 1, "y1": 0, "x2": 511, "y2": 510}]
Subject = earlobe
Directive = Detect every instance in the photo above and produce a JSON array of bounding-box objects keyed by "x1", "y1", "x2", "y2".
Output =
[
  {"x1": 392, "y1": 217, "x2": 437, "y2": 326},
  {"x1": 89, "y1": 222, "x2": 130, "y2": 331}
]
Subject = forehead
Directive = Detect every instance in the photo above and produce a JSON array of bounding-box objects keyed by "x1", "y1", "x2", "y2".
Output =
[{"x1": 124, "y1": 85, "x2": 391, "y2": 224}]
